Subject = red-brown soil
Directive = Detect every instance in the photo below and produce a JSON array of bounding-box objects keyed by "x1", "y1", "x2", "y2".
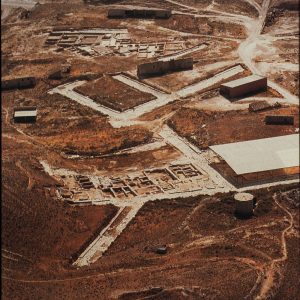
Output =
[
  {"x1": 2, "y1": 135, "x2": 119, "y2": 280},
  {"x1": 156, "y1": 14, "x2": 247, "y2": 38},
  {"x1": 272, "y1": 236, "x2": 300, "y2": 300},
  {"x1": 2, "y1": 83, "x2": 153, "y2": 156},
  {"x1": 143, "y1": 60, "x2": 245, "y2": 93},
  {"x1": 271, "y1": 70, "x2": 299, "y2": 96},
  {"x1": 75, "y1": 75, "x2": 155, "y2": 112},
  {"x1": 168, "y1": 105, "x2": 299, "y2": 149},
  {"x1": 2, "y1": 0, "x2": 299, "y2": 299},
  {"x1": 214, "y1": 0, "x2": 259, "y2": 17},
  {"x1": 3, "y1": 184, "x2": 298, "y2": 299},
  {"x1": 36, "y1": 122, "x2": 153, "y2": 156}
]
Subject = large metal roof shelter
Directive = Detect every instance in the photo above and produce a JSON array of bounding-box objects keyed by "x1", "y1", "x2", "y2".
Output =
[{"x1": 209, "y1": 134, "x2": 299, "y2": 175}]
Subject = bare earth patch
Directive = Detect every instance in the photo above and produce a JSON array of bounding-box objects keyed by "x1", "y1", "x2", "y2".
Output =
[{"x1": 74, "y1": 75, "x2": 156, "y2": 112}]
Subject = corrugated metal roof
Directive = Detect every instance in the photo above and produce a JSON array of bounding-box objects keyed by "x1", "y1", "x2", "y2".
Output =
[
  {"x1": 221, "y1": 74, "x2": 265, "y2": 88},
  {"x1": 210, "y1": 134, "x2": 299, "y2": 175},
  {"x1": 14, "y1": 110, "x2": 37, "y2": 118}
]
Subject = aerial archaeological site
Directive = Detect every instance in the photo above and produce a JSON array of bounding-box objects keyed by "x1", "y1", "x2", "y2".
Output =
[{"x1": 1, "y1": 0, "x2": 299, "y2": 299}]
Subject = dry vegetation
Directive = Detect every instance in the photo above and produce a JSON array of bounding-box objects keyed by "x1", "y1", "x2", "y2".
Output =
[
  {"x1": 4, "y1": 184, "x2": 296, "y2": 299},
  {"x1": 38, "y1": 123, "x2": 153, "y2": 156},
  {"x1": 156, "y1": 14, "x2": 247, "y2": 38},
  {"x1": 214, "y1": 0, "x2": 259, "y2": 17},
  {"x1": 2, "y1": 81, "x2": 154, "y2": 156},
  {"x1": 143, "y1": 56, "x2": 243, "y2": 92},
  {"x1": 75, "y1": 75, "x2": 155, "y2": 112},
  {"x1": 2, "y1": 139, "x2": 119, "y2": 279},
  {"x1": 168, "y1": 105, "x2": 299, "y2": 149}
]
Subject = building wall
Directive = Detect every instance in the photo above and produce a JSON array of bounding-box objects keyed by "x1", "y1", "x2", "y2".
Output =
[
  {"x1": 138, "y1": 57, "x2": 193, "y2": 78},
  {"x1": 14, "y1": 116, "x2": 37, "y2": 123},
  {"x1": 211, "y1": 160, "x2": 299, "y2": 188},
  {"x1": 235, "y1": 199, "x2": 253, "y2": 216},
  {"x1": 107, "y1": 9, "x2": 126, "y2": 18},
  {"x1": 265, "y1": 115, "x2": 294, "y2": 125},
  {"x1": 155, "y1": 10, "x2": 172, "y2": 18},
  {"x1": 2, "y1": 77, "x2": 36, "y2": 90},
  {"x1": 220, "y1": 77, "x2": 267, "y2": 99},
  {"x1": 241, "y1": 166, "x2": 299, "y2": 181}
]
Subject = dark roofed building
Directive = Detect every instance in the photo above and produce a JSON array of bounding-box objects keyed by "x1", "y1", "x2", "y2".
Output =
[
  {"x1": 108, "y1": 8, "x2": 171, "y2": 19},
  {"x1": 265, "y1": 115, "x2": 294, "y2": 125}
]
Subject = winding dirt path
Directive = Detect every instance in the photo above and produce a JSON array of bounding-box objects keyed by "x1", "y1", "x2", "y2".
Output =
[
  {"x1": 255, "y1": 193, "x2": 295, "y2": 300},
  {"x1": 238, "y1": 0, "x2": 298, "y2": 104},
  {"x1": 15, "y1": 160, "x2": 35, "y2": 190},
  {"x1": 2, "y1": 255, "x2": 262, "y2": 285}
]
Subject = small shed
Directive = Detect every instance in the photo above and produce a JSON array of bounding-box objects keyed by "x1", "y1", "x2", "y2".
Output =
[
  {"x1": 108, "y1": 8, "x2": 171, "y2": 19},
  {"x1": 14, "y1": 107, "x2": 37, "y2": 123},
  {"x1": 265, "y1": 115, "x2": 294, "y2": 125},
  {"x1": 155, "y1": 246, "x2": 167, "y2": 254}
]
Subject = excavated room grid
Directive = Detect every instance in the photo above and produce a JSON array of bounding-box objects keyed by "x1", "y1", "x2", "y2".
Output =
[{"x1": 45, "y1": 28, "x2": 184, "y2": 58}]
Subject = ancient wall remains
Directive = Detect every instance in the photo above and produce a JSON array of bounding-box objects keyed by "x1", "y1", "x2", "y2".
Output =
[
  {"x1": 1, "y1": 77, "x2": 36, "y2": 90},
  {"x1": 137, "y1": 57, "x2": 193, "y2": 78}
]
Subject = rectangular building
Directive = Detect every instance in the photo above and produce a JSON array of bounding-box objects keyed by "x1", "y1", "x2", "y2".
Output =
[
  {"x1": 265, "y1": 115, "x2": 294, "y2": 125},
  {"x1": 2, "y1": 77, "x2": 36, "y2": 91},
  {"x1": 108, "y1": 8, "x2": 171, "y2": 19},
  {"x1": 209, "y1": 134, "x2": 299, "y2": 186},
  {"x1": 220, "y1": 74, "x2": 267, "y2": 99},
  {"x1": 137, "y1": 57, "x2": 193, "y2": 78},
  {"x1": 14, "y1": 107, "x2": 37, "y2": 123},
  {"x1": 210, "y1": 134, "x2": 299, "y2": 175}
]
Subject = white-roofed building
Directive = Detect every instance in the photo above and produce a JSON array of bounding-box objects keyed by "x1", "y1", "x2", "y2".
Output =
[
  {"x1": 14, "y1": 107, "x2": 37, "y2": 123},
  {"x1": 209, "y1": 134, "x2": 299, "y2": 186}
]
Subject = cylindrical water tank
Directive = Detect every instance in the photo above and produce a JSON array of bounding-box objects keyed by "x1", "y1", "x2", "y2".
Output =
[{"x1": 234, "y1": 192, "x2": 254, "y2": 217}]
